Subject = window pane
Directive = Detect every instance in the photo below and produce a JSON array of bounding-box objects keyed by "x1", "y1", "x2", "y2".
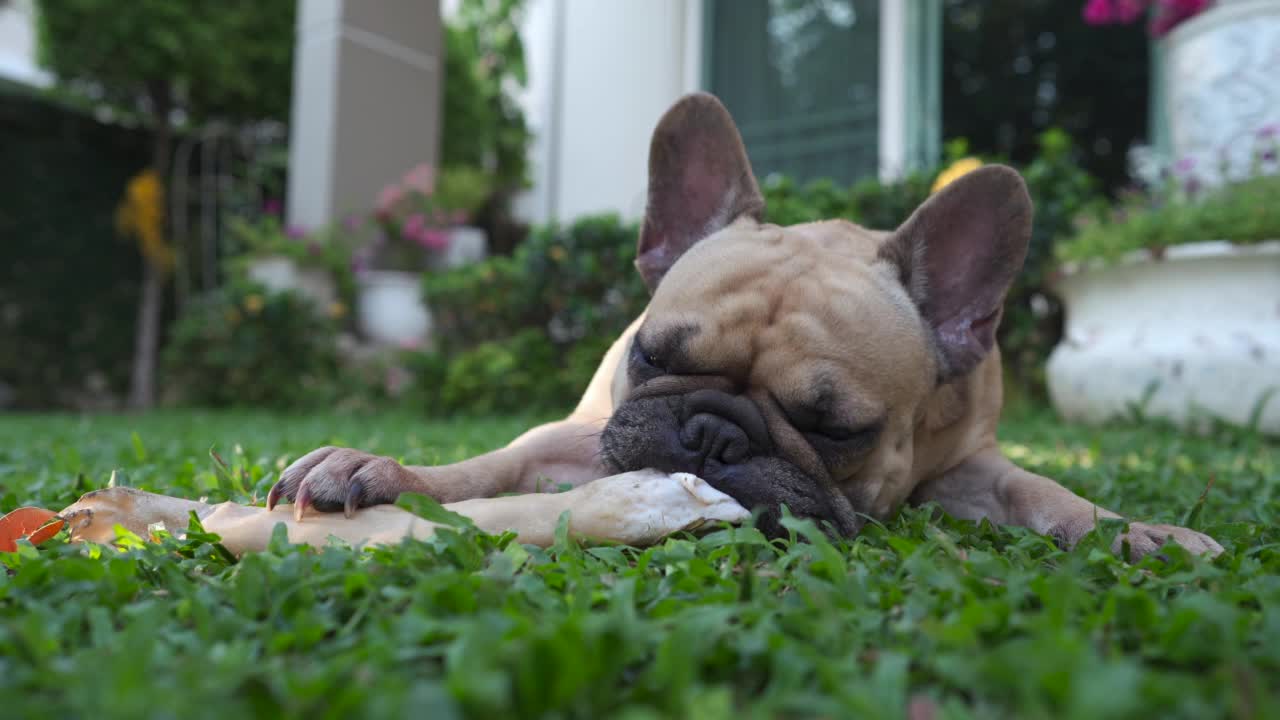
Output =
[{"x1": 708, "y1": 0, "x2": 880, "y2": 184}]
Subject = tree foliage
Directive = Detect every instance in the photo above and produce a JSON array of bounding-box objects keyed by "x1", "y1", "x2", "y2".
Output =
[
  {"x1": 33, "y1": 0, "x2": 296, "y2": 128},
  {"x1": 441, "y1": 0, "x2": 530, "y2": 194}
]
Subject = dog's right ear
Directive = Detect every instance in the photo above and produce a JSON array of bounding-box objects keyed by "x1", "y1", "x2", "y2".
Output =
[{"x1": 636, "y1": 93, "x2": 764, "y2": 292}]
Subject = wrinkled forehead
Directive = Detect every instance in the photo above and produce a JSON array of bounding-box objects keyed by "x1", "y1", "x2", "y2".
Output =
[
  {"x1": 641, "y1": 219, "x2": 930, "y2": 392},
  {"x1": 649, "y1": 219, "x2": 907, "y2": 320}
]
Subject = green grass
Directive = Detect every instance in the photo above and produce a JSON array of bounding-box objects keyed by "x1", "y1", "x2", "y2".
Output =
[{"x1": 0, "y1": 407, "x2": 1277, "y2": 719}]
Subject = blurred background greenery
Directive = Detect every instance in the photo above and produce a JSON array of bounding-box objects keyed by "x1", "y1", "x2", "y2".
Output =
[{"x1": 2, "y1": 0, "x2": 1276, "y2": 420}]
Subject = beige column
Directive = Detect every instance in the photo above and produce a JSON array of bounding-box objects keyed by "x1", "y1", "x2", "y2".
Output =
[{"x1": 286, "y1": 0, "x2": 443, "y2": 229}]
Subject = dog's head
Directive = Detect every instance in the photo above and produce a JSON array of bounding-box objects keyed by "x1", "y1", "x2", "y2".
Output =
[{"x1": 600, "y1": 93, "x2": 1031, "y2": 536}]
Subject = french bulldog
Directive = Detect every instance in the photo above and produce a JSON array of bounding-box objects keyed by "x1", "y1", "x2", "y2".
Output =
[{"x1": 268, "y1": 93, "x2": 1221, "y2": 560}]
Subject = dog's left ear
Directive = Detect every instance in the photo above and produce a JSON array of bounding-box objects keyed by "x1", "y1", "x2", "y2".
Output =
[
  {"x1": 878, "y1": 164, "x2": 1032, "y2": 381},
  {"x1": 637, "y1": 93, "x2": 765, "y2": 292}
]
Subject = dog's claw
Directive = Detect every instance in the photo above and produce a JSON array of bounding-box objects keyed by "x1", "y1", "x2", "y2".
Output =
[
  {"x1": 344, "y1": 481, "x2": 363, "y2": 519},
  {"x1": 294, "y1": 485, "x2": 311, "y2": 523},
  {"x1": 266, "y1": 482, "x2": 283, "y2": 512}
]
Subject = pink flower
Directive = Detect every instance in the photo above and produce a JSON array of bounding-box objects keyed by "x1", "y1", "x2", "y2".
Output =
[
  {"x1": 1114, "y1": 0, "x2": 1147, "y2": 22},
  {"x1": 401, "y1": 213, "x2": 428, "y2": 241},
  {"x1": 342, "y1": 213, "x2": 363, "y2": 231},
  {"x1": 263, "y1": 198, "x2": 282, "y2": 216},
  {"x1": 1173, "y1": 156, "x2": 1196, "y2": 175},
  {"x1": 450, "y1": 209, "x2": 468, "y2": 226},
  {"x1": 1083, "y1": 0, "x2": 1115, "y2": 24},
  {"x1": 419, "y1": 229, "x2": 450, "y2": 251},
  {"x1": 376, "y1": 184, "x2": 404, "y2": 218},
  {"x1": 1257, "y1": 123, "x2": 1279, "y2": 140},
  {"x1": 1150, "y1": 0, "x2": 1210, "y2": 36},
  {"x1": 403, "y1": 163, "x2": 435, "y2": 195},
  {"x1": 285, "y1": 224, "x2": 308, "y2": 240}
]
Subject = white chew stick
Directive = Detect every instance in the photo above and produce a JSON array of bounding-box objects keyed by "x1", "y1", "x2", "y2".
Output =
[{"x1": 56, "y1": 470, "x2": 750, "y2": 554}]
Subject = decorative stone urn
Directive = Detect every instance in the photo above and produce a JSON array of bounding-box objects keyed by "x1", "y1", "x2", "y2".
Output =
[
  {"x1": 1046, "y1": 241, "x2": 1280, "y2": 434},
  {"x1": 439, "y1": 225, "x2": 488, "y2": 269},
  {"x1": 355, "y1": 271, "x2": 433, "y2": 348},
  {"x1": 246, "y1": 256, "x2": 338, "y2": 308},
  {"x1": 354, "y1": 226, "x2": 487, "y2": 347},
  {"x1": 1162, "y1": 0, "x2": 1280, "y2": 186}
]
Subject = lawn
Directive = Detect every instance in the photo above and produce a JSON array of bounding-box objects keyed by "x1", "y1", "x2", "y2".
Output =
[{"x1": 0, "y1": 407, "x2": 1277, "y2": 719}]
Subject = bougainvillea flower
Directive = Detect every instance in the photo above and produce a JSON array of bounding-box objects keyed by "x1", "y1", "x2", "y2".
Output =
[{"x1": 1083, "y1": 0, "x2": 1115, "y2": 24}]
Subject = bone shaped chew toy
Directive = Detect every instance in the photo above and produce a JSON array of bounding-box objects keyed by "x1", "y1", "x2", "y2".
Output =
[{"x1": 54, "y1": 470, "x2": 751, "y2": 554}]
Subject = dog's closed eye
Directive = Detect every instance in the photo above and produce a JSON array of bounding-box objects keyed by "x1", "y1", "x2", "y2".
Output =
[
  {"x1": 629, "y1": 336, "x2": 667, "y2": 382},
  {"x1": 805, "y1": 421, "x2": 882, "y2": 450}
]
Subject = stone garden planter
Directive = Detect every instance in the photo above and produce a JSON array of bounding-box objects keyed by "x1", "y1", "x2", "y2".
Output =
[
  {"x1": 1046, "y1": 241, "x2": 1280, "y2": 434},
  {"x1": 355, "y1": 226, "x2": 487, "y2": 347},
  {"x1": 438, "y1": 225, "x2": 488, "y2": 269},
  {"x1": 356, "y1": 270, "x2": 433, "y2": 347},
  {"x1": 246, "y1": 256, "x2": 337, "y2": 308},
  {"x1": 1162, "y1": 0, "x2": 1280, "y2": 186}
]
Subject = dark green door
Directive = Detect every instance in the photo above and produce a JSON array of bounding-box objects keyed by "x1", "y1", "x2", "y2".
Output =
[{"x1": 706, "y1": 0, "x2": 881, "y2": 184}]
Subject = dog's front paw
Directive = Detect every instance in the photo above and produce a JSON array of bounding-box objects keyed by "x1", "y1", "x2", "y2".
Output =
[
  {"x1": 1113, "y1": 522, "x2": 1224, "y2": 561},
  {"x1": 267, "y1": 447, "x2": 417, "y2": 520}
]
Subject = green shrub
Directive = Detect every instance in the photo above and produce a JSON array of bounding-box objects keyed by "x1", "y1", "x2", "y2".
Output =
[
  {"x1": 1057, "y1": 173, "x2": 1280, "y2": 264},
  {"x1": 759, "y1": 172, "x2": 934, "y2": 229},
  {"x1": 425, "y1": 214, "x2": 647, "y2": 355},
  {"x1": 161, "y1": 283, "x2": 342, "y2": 409},
  {"x1": 413, "y1": 215, "x2": 643, "y2": 415}
]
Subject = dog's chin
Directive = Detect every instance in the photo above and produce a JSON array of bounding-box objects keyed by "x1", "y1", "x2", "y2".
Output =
[{"x1": 600, "y1": 397, "x2": 840, "y2": 538}]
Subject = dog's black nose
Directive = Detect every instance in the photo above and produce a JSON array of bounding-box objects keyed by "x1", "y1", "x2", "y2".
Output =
[
  {"x1": 681, "y1": 413, "x2": 751, "y2": 465},
  {"x1": 677, "y1": 389, "x2": 772, "y2": 469}
]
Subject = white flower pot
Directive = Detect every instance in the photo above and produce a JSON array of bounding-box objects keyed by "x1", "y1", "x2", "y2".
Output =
[
  {"x1": 1046, "y1": 241, "x2": 1280, "y2": 434},
  {"x1": 356, "y1": 270, "x2": 433, "y2": 347},
  {"x1": 437, "y1": 225, "x2": 488, "y2": 269},
  {"x1": 246, "y1": 256, "x2": 337, "y2": 308},
  {"x1": 1162, "y1": 0, "x2": 1280, "y2": 186}
]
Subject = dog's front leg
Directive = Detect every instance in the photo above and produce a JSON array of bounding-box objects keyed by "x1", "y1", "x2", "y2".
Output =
[
  {"x1": 266, "y1": 416, "x2": 611, "y2": 519},
  {"x1": 909, "y1": 450, "x2": 1223, "y2": 560},
  {"x1": 270, "y1": 315, "x2": 641, "y2": 519}
]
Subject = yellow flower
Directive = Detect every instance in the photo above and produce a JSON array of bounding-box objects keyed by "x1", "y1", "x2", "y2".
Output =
[
  {"x1": 115, "y1": 169, "x2": 172, "y2": 271},
  {"x1": 548, "y1": 245, "x2": 567, "y2": 262},
  {"x1": 243, "y1": 294, "x2": 264, "y2": 315},
  {"x1": 328, "y1": 301, "x2": 347, "y2": 319},
  {"x1": 931, "y1": 157, "x2": 983, "y2": 194}
]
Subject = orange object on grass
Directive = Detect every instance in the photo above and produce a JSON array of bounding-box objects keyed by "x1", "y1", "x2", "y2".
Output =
[{"x1": 0, "y1": 507, "x2": 65, "y2": 552}]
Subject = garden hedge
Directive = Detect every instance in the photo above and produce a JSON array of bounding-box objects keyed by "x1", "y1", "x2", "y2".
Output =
[{"x1": 0, "y1": 82, "x2": 150, "y2": 409}]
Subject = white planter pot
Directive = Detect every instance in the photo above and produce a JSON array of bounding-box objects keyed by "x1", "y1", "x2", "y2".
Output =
[
  {"x1": 1046, "y1": 241, "x2": 1280, "y2": 434},
  {"x1": 437, "y1": 225, "x2": 488, "y2": 269},
  {"x1": 1162, "y1": 0, "x2": 1280, "y2": 186},
  {"x1": 356, "y1": 270, "x2": 433, "y2": 347},
  {"x1": 246, "y1": 256, "x2": 337, "y2": 308}
]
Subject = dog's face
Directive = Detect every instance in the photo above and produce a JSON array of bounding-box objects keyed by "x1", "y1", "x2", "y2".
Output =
[{"x1": 600, "y1": 94, "x2": 1031, "y2": 536}]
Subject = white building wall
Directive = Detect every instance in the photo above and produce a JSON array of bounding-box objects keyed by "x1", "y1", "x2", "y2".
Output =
[
  {"x1": 512, "y1": 0, "x2": 703, "y2": 224},
  {"x1": 0, "y1": 0, "x2": 51, "y2": 87}
]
